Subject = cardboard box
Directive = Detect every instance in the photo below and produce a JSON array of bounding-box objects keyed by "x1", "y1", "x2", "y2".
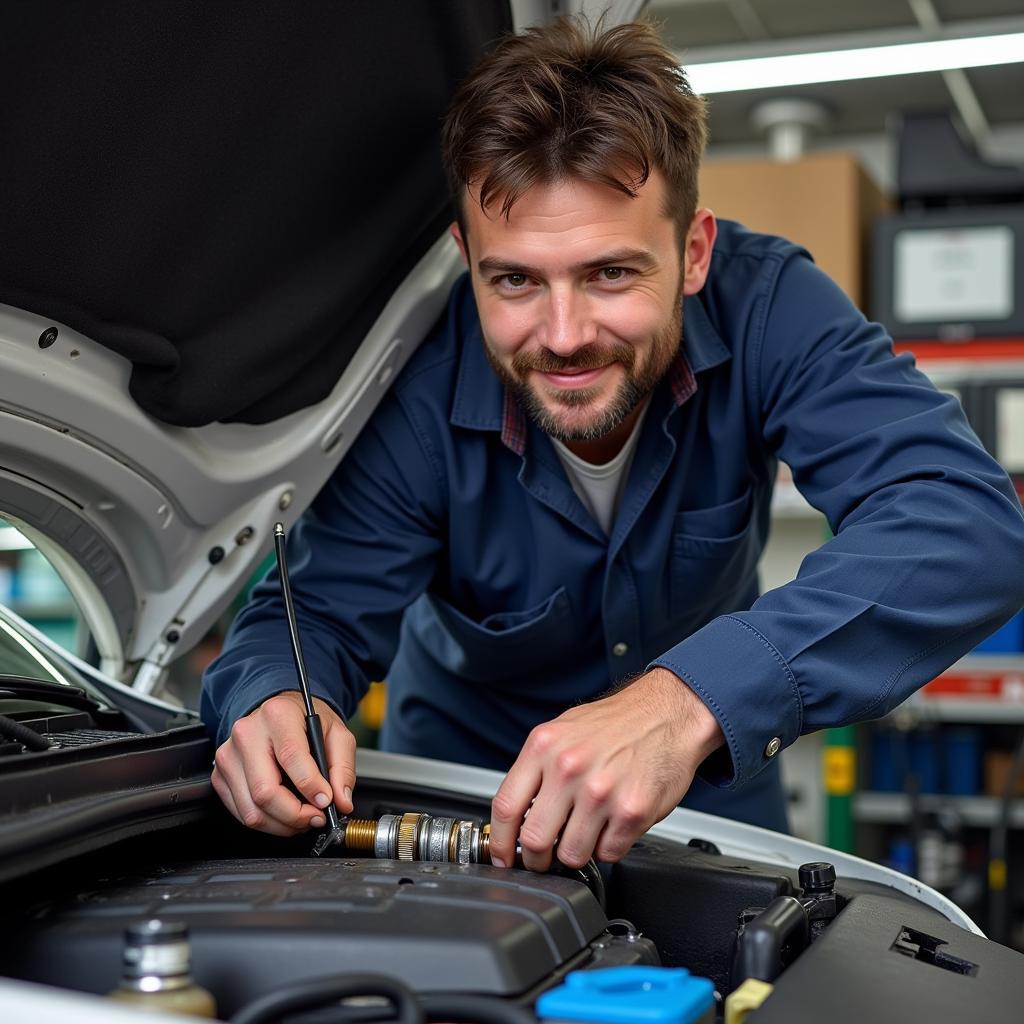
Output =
[
  {"x1": 984, "y1": 748, "x2": 1024, "y2": 798},
  {"x1": 699, "y1": 152, "x2": 889, "y2": 311}
]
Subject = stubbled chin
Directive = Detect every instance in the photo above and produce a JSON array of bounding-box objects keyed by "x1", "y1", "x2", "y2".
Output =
[{"x1": 537, "y1": 390, "x2": 611, "y2": 429}]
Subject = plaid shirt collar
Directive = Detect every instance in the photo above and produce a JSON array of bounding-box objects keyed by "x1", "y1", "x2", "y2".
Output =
[{"x1": 499, "y1": 348, "x2": 697, "y2": 456}]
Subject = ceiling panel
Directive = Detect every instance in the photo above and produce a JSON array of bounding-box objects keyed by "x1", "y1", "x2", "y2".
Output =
[
  {"x1": 933, "y1": 0, "x2": 1024, "y2": 22},
  {"x1": 646, "y1": 1, "x2": 748, "y2": 49},
  {"x1": 645, "y1": 0, "x2": 1024, "y2": 147},
  {"x1": 702, "y1": 72, "x2": 954, "y2": 144},
  {"x1": 965, "y1": 63, "x2": 1024, "y2": 124},
  {"x1": 748, "y1": 0, "x2": 917, "y2": 39}
]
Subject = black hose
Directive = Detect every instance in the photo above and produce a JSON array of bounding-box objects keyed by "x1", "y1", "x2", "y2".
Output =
[
  {"x1": 575, "y1": 858, "x2": 606, "y2": 910},
  {"x1": 421, "y1": 993, "x2": 538, "y2": 1024},
  {"x1": 229, "y1": 973, "x2": 422, "y2": 1024},
  {"x1": 0, "y1": 714, "x2": 50, "y2": 751},
  {"x1": 543, "y1": 857, "x2": 606, "y2": 907}
]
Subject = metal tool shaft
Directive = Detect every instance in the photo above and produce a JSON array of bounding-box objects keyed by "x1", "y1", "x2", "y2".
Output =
[
  {"x1": 274, "y1": 523, "x2": 315, "y2": 718},
  {"x1": 273, "y1": 523, "x2": 344, "y2": 852}
]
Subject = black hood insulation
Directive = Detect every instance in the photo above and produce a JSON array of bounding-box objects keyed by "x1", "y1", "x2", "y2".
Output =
[{"x1": 0, "y1": 0, "x2": 511, "y2": 426}]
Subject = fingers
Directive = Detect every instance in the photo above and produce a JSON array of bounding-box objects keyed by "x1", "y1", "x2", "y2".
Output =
[
  {"x1": 513, "y1": 729, "x2": 593, "y2": 871},
  {"x1": 213, "y1": 736, "x2": 321, "y2": 837},
  {"x1": 209, "y1": 692, "x2": 358, "y2": 837},
  {"x1": 589, "y1": 782, "x2": 655, "y2": 865},
  {"x1": 554, "y1": 773, "x2": 615, "y2": 869},
  {"x1": 516, "y1": 777, "x2": 575, "y2": 872},
  {"x1": 210, "y1": 763, "x2": 240, "y2": 819},
  {"x1": 320, "y1": 700, "x2": 357, "y2": 814},
  {"x1": 491, "y1": 685, "x2": 699, "y2": 873},
  {"x1": 491, "y1": 722, "x2": 595, "y2": 871},
  {"x1": 262, "y1": 697, "x2": 333, "y2": 809},
  {"x1": 489, "y1": 749, "x2": 543, "y2": 868}
]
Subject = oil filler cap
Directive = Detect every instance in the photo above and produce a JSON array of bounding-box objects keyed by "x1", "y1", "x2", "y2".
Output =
[{"x1": 536, "y1": 966, "x2": 715, "y2": 1024}]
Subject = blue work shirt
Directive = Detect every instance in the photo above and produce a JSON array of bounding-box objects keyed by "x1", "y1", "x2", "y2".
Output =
[{"x1": 201, "y1": 221, "x2": 1024, "y2": 831}]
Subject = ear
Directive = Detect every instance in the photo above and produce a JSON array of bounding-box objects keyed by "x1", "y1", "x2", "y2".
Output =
[
  {"x1": 450, "y1": 222, "x2": 469, "y2": 268},
  {"x1": 681, "y1": 209, "x2": 717, "y2": 296}
]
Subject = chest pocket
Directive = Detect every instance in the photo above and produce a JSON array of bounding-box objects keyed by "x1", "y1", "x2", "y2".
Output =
[
  {"x1": 419, "y1": 586, "x2": 576, "y2": 683},
  {"x1": 670, "y1": 486, "x2": 760, "y2": 616}
]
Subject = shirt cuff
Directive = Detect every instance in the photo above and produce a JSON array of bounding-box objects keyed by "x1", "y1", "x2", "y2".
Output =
[
  {"x1": 210, "y1": 663, "x2": 347, "y2": 747},
  {"x1": 648, "y1": 614, "x2": 803, "y2": 789}
]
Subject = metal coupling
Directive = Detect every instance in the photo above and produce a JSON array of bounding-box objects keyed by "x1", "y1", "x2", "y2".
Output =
[
  {"x1": 327, "y1": 811, "x2": 602, "y2": 907},
  {"x1": 335, "y1": 813, "x2": 490, "y2": 864}
]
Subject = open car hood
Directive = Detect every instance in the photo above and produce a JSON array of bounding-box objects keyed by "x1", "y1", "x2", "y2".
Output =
[
  {"x1": 0, "y1": 1, "x2": 527, "y2": 687},
  {"x1": 0, "y1": 238, "x2": 460, "y2": 687}
]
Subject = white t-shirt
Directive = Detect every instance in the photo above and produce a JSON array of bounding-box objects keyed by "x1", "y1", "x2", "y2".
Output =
[{"x1": 551, "y1": 398, "x2": 652, "y2": 536}]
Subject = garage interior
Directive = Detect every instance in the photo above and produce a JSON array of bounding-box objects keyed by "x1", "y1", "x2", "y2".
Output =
[{"x1": 1, "y1": 0, "x2": 1023, "y2": 963}]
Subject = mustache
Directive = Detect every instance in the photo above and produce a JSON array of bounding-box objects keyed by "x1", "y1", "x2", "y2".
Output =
[{"x1": 511, "y1": 342, "x2": 635, "y2": 376}]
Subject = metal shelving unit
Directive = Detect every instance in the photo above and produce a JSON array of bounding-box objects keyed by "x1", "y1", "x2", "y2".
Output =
[
  {"x1": 854, "y1": 792, "x2": 1024, "y2": 829},
  {"x1": 907, "y1": 655, "x2": 1024, "y2": 723}
]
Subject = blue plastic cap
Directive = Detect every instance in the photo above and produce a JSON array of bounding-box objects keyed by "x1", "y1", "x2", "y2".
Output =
[{"x1": 535, "y1": 966, "x2": 715, "y2": 1024}]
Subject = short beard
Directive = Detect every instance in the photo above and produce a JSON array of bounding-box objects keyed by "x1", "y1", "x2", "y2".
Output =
[
  {"x1": 484, "y1": 300, "x2": 683, "y2": 444},
  {"x1": 504, "y1": 372, "x2": 647, "y2": 442}
]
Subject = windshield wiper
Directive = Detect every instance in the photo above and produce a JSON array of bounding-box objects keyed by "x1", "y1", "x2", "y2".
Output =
[{"x1": 0, "y1": 675, "x2": 105, "y2": 715}]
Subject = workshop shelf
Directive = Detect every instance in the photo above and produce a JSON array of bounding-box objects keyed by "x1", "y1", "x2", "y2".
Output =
[{"x1": 854, "y1": 792, "x2": 1024, "y2": 830}]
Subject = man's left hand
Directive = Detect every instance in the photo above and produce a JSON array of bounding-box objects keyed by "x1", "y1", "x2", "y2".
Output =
[{"x1": 488, "y1": 668, "x2": 725, "y2": 871}]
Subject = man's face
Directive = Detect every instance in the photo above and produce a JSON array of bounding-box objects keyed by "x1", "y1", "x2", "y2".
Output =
[{"x1": 453, "y1": 171, "x2": 689, "y2": 447}]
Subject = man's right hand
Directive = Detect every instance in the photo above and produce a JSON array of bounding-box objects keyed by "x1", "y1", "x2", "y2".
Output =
[{"x1": 211, "y1": 692, "x2": 356, "y2": 836}]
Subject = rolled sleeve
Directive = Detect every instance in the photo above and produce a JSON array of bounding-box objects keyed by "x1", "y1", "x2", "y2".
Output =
[{"x1": 650, "y1": 614, "x2": 802, "y2": 789}]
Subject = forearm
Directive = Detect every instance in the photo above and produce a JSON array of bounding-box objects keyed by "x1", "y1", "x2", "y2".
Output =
[
  {"x1": 661, "y1": 251, "x2": 1024, "y2": 787},
  {"x1": 201, "y1": 397, "x2": 446, "y2": 745}
]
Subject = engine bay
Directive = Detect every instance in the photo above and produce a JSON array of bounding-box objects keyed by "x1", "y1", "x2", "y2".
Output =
[
  {"x1": 4, "y1": 754, "x2": 1023, "y2": 1022},
  {"x1": 1, "y1": 697, "x2": 1023, "y2": 1022}
]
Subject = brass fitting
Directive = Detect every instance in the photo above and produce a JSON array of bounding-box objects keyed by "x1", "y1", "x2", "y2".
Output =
[
  {"x1": 326, "y1": 812, "x2": 494, "y2": 864},
  {"x1": 340, "y1": 819, "x2": 378, "y2": 852}
]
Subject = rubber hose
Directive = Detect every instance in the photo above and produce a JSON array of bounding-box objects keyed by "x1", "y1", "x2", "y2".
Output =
[
  {"x1": 229, "y1": 972, "x2": 422, "y2": 1024},
  {"x1": 576, "y1": 858, "x2": 606, "y2": 910},
  {"x1": 0, "y1": 714, "x2": 50, "y2": 751}
]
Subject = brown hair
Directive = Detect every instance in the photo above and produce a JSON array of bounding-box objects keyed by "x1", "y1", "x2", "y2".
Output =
[{"x1": 442, "y1": 17, "x2": 707, "y2": 241}]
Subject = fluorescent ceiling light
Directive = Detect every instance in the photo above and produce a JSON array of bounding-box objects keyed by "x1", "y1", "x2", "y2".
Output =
[{"x1": 686, "y1": 32, "x2": 1024, "y2": 94}]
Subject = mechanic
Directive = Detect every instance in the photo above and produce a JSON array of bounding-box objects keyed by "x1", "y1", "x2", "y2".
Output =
[{"x1": 201, "y1": 18, "x2": 1024, "y2": 872}]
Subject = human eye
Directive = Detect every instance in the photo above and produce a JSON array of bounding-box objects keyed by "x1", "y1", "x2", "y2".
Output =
[
  {"x1": 491, "y1": 272, "x2": 534, "y2": 294},
  {"x1": 594, "y1": 266, "x2": 634, "y2": 285}
]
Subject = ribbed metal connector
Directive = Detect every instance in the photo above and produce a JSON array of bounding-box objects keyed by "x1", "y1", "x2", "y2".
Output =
[
  {"x1": 322, "y1": 811, "x2": 506, "y2": 865},
  {"x1": 397, "y1": 812, "x2": 425, "y2": 861},
  {"x1": 341, "y1": 819, "x2": 378, "y2": 851}
]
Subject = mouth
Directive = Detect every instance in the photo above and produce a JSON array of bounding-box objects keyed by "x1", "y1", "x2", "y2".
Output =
[{"x1": 536, "y1": 365, "x2": 611, "y2": 390}]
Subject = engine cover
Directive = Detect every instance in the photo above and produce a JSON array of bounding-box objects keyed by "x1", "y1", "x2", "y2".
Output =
[{"x1": 5, "y1": 857, "x2": 610, "y2": 1013}]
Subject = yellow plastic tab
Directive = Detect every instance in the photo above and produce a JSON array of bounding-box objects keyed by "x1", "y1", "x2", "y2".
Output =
[
  {"x1": 725, "y1": 978, "x2": 774, "y2": 1024},
  {"x1": 359, "y1": 681, "x2": 387, "y2": 730},
  {"x1": 822, "y1": 746, "x2": 856, "y2": 796},
  {"x1": 989, "y1": 858, "x2": 1007, "y2": 892}
]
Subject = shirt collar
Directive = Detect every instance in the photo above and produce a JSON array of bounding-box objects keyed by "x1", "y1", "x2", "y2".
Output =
[{"x1": 450, "y1": 289, "x2": 731, "y2": 457}]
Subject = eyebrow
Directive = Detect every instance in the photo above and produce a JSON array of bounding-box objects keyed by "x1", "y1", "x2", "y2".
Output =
[{"x1": 477, "y1": 247, "x2": 658, "y2": 278}]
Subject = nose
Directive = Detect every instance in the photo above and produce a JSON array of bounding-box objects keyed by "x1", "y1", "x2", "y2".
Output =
[{"x1": 539, "y1": 285, "x2": 597, "y2": 356}]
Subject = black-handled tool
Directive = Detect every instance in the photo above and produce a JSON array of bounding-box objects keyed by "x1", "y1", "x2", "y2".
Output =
[{"x1": 273, "y1": 522, "x2": 346, "y2": 856}]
